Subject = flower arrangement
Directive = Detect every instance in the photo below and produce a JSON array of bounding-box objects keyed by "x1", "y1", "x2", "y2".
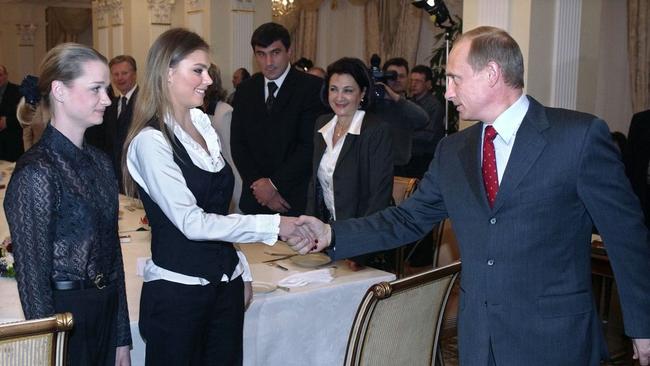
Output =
[{"x1": 0, "y1": 237, "x2": 15, "y2": 278}]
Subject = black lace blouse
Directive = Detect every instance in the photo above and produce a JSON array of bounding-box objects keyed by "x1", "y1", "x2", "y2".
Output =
[{"x1": 3, "y1": 124, "x2": 131, "y2": 347}]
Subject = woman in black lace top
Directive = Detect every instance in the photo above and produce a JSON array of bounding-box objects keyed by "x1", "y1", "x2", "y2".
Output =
[{"x1": 3, "y1": 43, "x2": 131, "y2": 365}]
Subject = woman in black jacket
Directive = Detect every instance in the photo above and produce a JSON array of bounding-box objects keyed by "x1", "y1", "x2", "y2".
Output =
[{"x1": 306, "y1": 57, "x2": 394, "y2": 270}]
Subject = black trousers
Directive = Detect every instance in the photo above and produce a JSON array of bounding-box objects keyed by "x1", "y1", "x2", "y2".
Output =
[
  {"x1": 53, "y1": 283, "x2": 118, "y2": 366},
  {"x1": 139, "y1": 277, "x2": 245, "y2": 366}
]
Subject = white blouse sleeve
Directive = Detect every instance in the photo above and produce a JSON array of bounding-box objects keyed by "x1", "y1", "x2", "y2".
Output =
[{"x1": 126, "y1": 128, "x2": 280, "y2": 245}]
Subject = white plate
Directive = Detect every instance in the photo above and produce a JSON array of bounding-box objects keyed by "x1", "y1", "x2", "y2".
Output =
[
  {"x1": 289, "y1": 253, "x2": 332, "y2": 268},
  {"x1": 252, "y1": 281, "x2": 277, "y2": 293}
]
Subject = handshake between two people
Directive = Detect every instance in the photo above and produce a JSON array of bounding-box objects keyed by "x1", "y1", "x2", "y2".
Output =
[{"x1": 278, "y1": 216, "x2": 332, "y2": 254}]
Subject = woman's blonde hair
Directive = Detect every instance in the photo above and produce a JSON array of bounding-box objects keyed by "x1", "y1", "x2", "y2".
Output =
[{"x1": 122, "y1": 28, "x2": 209, "y2": 196}]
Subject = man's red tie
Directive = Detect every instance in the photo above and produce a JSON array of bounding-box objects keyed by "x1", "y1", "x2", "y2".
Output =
[{"x1": 482, "y1": 125, "x2": 498, "y2": 208}]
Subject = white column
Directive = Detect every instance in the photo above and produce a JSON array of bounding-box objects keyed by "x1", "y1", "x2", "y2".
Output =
[
  {"x1": 110, "y1": 0, "x2": 125, "y2": 56},
  {"x1": 185, "y1": 0, "x2": 206, "y2": 37},
  {"x1": 549, "y1": 0, "x2": 582, "y2": 109},
  {"x1": 477, "y1": 0, "x2": 510, "y2": 30},
  {"x1": 94, "y1": 0, "x2": 111, "y2": 57},
  {"x1": 15, "y1": 24, "x2": 37, "y2": 78},
  {"x1": 148, "y1": 0, "x2": 176, "y2": 43},
  {"x1": 231, "y1": 0, "x2": 255, "y2": 74}
]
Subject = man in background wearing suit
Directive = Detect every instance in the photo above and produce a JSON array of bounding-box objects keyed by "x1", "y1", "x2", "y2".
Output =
[
  {"x1": 288, "y1": 26, "x2": 650, "y2": 365},
  {"x1": 625, "y1": 110, "x2": 650, "y2": 226},
  {"x1": 0, "y1": 65, "x2": 23, "y2": 161},
  {"x1": 89, "y1": 55, "x2": 138, "y2": 193},
  {"x1": 231, "y1": 22, "x2": 324, "y2": 215}
]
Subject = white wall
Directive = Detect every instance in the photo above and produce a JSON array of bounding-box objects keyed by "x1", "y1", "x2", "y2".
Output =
[
  {"x1": 591, "y1": 0, "x2": 632, "y2": 134},
  {"x1": 462, "y1": 0, "x2": 631, "y2": 134}
]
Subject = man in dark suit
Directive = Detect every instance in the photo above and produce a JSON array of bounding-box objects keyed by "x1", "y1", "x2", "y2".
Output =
[
  {"x1": 288, "y1": 26, "x2": 650, "y2": 365},
  {"x1": 407, "y1": 64, "x2": 445, "y2": 178},
  {"x1": 372, "y1": 58, "x2": 429, "y2": 170},
  {"x1": 88, "y1": 55, "x2": 138, "y2": 193},
  {"x1": 0, "y1": 65, "x2": 23, "y2": 161},
  {"x1": 231, "y1": 22, "x2": 324, "y2": 216},
  {"x1": 625, "y1": 110, "x2": 650, "y2": 226}
]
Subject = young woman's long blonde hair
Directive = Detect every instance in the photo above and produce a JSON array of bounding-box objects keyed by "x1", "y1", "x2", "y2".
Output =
[{"x1": 121, "y1": 28, "x2": 209, "y2": 197}]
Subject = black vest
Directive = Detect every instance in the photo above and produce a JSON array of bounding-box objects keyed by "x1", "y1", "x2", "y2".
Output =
[{"x1": 138, "y1": 129, "x2": 238, "y2": 282}]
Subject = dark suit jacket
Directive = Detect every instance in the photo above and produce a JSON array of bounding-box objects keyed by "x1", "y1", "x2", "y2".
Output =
[
  {"x1": 231, "y1": 68, "x2": 324, "y2": 215},
  {"x1": 0, "y1": 82, "x2": 23, "y2": 161},
  {"x1": 331, "y1": 96, "x2": 650, "y2": 365},
  {"x1": 368, "y1": 97, "x2": 428, "y2": 166},
  {"x1": 306, "y1": 113, "x2": 393, "y2": 221},
  {"x1": 87, "y1": 87, "x2": 138, "y2": 192},
  {"x1": 625, "y1": 109, "x2": 650, "y2": 224}
]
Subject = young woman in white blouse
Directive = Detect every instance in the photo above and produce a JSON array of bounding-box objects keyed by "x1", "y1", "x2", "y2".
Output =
[{"x1": 122, "y1": 28, "x2": 301, "y2": 366}]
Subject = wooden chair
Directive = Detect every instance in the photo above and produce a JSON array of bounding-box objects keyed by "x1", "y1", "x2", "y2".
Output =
[
  {"x1": 344, "y1": 262, "x2": 461, "y2": 366},
  {"x1": 392, "y1": 176, "x2": 419, "y2": 206},
  {"x1": 434, "y1": 219, "x2": 460, "y2": 269},
  {"x1": 434, "y1": 219, "x2": 461, "y2": 366},
  {"x1": 392, "y1": 176, "x2": 419, "y2": 276},
  {"x1": 0, "y1": 313, "x2": 74, "y2": 366}
]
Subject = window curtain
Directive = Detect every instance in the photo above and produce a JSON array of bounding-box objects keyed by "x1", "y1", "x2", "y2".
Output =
[
  {"x1": 275, "y1": 0, "x2": 323, "y2": 63},
  {"x1": 276, "y1": 0, "x2": 422, "y2": 66},
  {"x1": 628, "y1": 0, "x2": 650, "y2": 112},
  {"x1": 364, "y1": 0, "x2": 423, "y2": 67},
  {"x1": 46, "y1": 7, "x2": 92, "y2": 51}
]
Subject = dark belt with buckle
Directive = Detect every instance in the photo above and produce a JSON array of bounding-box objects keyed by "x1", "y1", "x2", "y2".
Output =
[{"x1": 52, "y1": 273, "x2": 112, "y2": 291}]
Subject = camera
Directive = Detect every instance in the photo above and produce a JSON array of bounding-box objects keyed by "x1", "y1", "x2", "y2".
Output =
[{"x1": 369, "y1": 54, "x2": 397, "y2": 99}]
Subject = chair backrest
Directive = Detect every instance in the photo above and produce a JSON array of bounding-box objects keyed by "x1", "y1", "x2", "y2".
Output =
[
  {"x1": 434, "y1": 218, "x2": 460, "y2": 268},
  {"x1": 344, "y1": 262, "x2": 461, "y2": 366},
  {"x1": 0, "y1": 313, "x2": 73, "y2": 366},
  {"x1": 392, "y1": 176, "x2": 418, "y2": 206}
]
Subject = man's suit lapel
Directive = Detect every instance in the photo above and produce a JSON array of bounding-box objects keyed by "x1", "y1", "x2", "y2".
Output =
[
  {"x1": 252, "y1": 76, "x2": 266, "y2": 114},
  {"x1": 270, "y1": 67, "x2": 296, "y2": 115},
  {"x1": 459, "y1": 123, "x2": 488, "y2": 208},
  {"x1": 492, "y1": 97, "x2": 549, "y2": 212}
]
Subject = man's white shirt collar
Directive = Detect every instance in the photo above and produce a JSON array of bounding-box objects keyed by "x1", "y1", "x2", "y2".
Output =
[
  {"x1": 488, "y1": 93, "x2": 529, "y2": 145},
  {"x1": 264, "y1": 63, "x2": 290, "y2": 96},
  {"x1": 119, "y1": 84, "x2": 138, "y2": 102}
]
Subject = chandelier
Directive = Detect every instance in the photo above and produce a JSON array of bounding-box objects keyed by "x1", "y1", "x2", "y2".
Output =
[{"x1": 272, "y1": 0, "x2": 296, "y2": 17}]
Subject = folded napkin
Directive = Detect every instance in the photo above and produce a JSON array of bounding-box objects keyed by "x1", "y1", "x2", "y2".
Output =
[{"x1": 278, "y1": 268, "x2": 335, "y2": 288}]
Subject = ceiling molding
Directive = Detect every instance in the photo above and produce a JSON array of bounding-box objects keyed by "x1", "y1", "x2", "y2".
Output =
[{"x1": 0, "y1": 0, "x2": 92, "y2": 8}]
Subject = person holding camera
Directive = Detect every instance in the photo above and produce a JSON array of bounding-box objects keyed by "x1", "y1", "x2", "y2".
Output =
[{"x1": 367, "y1": 57, "x2": 428, "y2": 171}]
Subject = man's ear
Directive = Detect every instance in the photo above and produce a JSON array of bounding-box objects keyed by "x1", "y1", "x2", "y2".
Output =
[{"x1": 485, "y1": 61, "x2": 500, "y2": 87}]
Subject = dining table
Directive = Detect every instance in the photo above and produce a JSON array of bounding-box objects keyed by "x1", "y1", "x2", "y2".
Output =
[{"x1": 0, "y1": 160, "x2": 396, "y2": 366}]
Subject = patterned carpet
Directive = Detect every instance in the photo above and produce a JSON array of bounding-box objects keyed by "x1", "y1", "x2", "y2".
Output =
[
  {"x1": 435, "y1": 319, "x2": 635, "y2": 366},
  {"x1": 406, "y1": 267, "x2": 635, "y2": 365},
  {"x1": 437, "y1": 333, "x2": 634, "y2": 366}
]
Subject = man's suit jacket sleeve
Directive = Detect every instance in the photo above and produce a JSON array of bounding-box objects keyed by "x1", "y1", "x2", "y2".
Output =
[
  {"x1": 1, "y1": 83, "x2": 21, "y2": 131},
  {"x1": 398, "y1": 97, "x2": 429, "y2": 131},
  {"x1": 577, "y1": 117, "x2": 650, "y2": 337},
  {"x1": 269, "y1": 78, "x2": 323, "y2": 193},
  {"x1": 362, "y1": 118, "x2": 394, "y2": 217},
  {"x1": 305, "y1": 114, "x2": 329, "y2": 218},
  {"x1": 330, "y1": 137, "x2": 448, "y2": 260},
  {"x1": 230, "y1": 85, "x2": 263, "y2": 182}
]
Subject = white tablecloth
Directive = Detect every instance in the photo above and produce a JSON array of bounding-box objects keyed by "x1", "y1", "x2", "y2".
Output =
[{"x1": 0, "y1": 163, "x2": 395, "y2": 365}]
